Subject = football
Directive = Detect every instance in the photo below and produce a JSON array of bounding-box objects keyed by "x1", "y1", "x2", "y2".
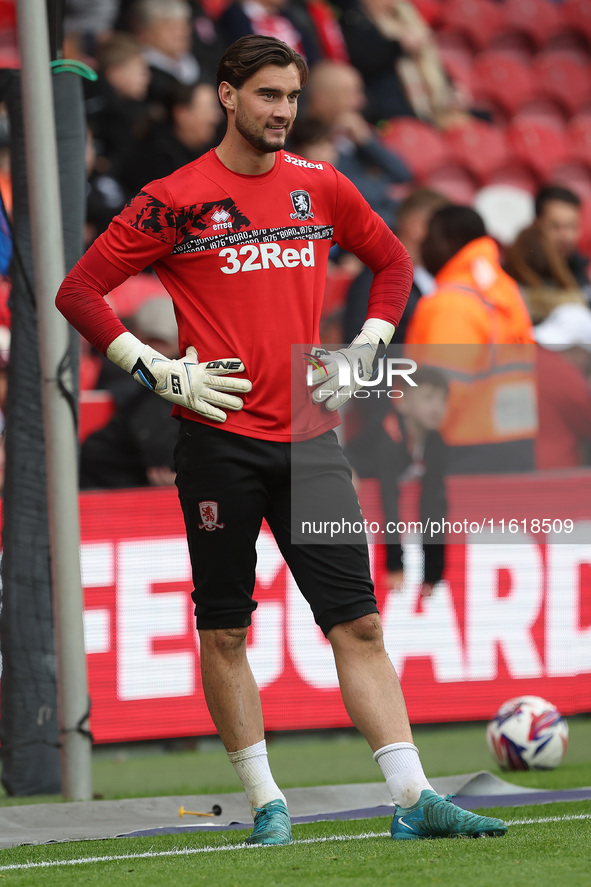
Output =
[{"x1": 486, "y1": 695, "x2": 569, "y2": 771}]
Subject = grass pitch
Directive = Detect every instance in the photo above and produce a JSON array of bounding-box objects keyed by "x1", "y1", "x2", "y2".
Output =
[
  {"x1": 0, "y1": 718, "x2": 590, "y2": 885},
  {"x1": 0, "y1": 803, "x2": 589, "y2": 887}
]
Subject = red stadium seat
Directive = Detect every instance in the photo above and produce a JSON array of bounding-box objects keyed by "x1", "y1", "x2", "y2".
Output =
[
  {"x1": 561, "y1": 0, "x2": 591, "y2": 47},
  {"x1": 496, "y1": 0, "x2": 561, "y2": 51},
  {"x1": 507, "y1": 118, "x2": 569, "y2": 180},
  {"x1": 422, "y1": 163, "x2": 479, "y2": 203},
  {"x1": 484, "y1": 35, "x2": 533, "y2": 62},
  {"x1": 512, "y1": 99, "x2": 567, "y2": 131},
  {"x1": 379, "y1": 118, "x2": 450, "y2": 180},
  {"x1": 543, "y1": 34, "x2": 590, "y2": 65},
  {"x1": 443, "y1": 120, "x2": 510, "y2": 184},
  {"x1": 483, "y1": 161, "x2": 538, "y2": 193},
  {"x1": 437, "y1": 0, "x2": 502, "y2": 52},
  {"x1": 413, "y1": 0, "x2": 443, "y2": 26},
  {"x1": 549, "y1": 163, "x2": 591, "y2": 203},
  {"x1": 436, "y1": 29, "x2": 476, "y2": 54},
  {"x1": 530, "y1": 52, "x2": 591, "y2": 118},
  {"x1": 567, "y1": 115, "x2": 591, "y2": 168},
  {"x1": 471, "y1": 51, "x2": 534, "y2": 119}
]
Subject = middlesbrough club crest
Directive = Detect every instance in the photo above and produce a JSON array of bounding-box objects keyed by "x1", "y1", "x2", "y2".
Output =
[
  {"x1": 198, "y1": 500, "x2": 225, "y2": 531},
  {"x1": 290, "y1": 190, "x2": 314, "y2": 221}
]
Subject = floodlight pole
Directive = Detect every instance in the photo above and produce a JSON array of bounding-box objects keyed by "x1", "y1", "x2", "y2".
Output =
[{"x1": 15, "y1": 0, "x2": 92, "y2": 800}]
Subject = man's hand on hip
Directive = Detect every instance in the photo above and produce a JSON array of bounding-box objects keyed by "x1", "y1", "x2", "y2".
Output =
[
  {"x1": 307, "y1": 318, "x2": 394, "y2": 412},
  {"x1": 107, "y1": 332, "x2": 252, "y2": 422}
]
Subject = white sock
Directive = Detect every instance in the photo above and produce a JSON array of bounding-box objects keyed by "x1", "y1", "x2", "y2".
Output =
[
  {"x1": 227, "y1": 740, "x2": 286, "y2": 816},
  {"x1": 373, "y1": 742, "x2": 433, "y2": 809}
]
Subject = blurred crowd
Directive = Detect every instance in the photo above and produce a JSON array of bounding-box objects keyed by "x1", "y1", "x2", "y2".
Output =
[{"x1": 0, "y1": 0, "x2": 591, "y2": 489}]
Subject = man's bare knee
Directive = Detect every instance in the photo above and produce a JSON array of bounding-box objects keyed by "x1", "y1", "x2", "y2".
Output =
[
  {"x1": 199, "y1": 626, "x2": 249, "y2": 657},
  {"x1": 328, "y1": 614, "x2": 384, "y2": 648}
]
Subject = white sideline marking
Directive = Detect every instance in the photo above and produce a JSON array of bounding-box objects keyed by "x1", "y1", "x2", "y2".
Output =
[{"x1": 0, "y1": 814, "x2": 589, "y2": 872}]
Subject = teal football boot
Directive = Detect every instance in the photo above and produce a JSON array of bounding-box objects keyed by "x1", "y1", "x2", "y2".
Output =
[
  {"x1": 245, "y1": 799, "x2": 292, "y2": 846},
  {"x1": 391, "y1": 790, "x2": 508, "y2": 840}
]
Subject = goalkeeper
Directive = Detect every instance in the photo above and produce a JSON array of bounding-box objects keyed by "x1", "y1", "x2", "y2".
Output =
[{"x1": 57, "y1": 34, "x2": 507, "y2": 844}]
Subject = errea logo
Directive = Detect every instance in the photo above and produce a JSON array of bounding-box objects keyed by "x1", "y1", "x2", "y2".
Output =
[
  {"x1": 284, "y1": 153, "x2": 324, "y2": 170},
  {"x1": 211, "y1": 208, "x2": 232, "y2": 230}
]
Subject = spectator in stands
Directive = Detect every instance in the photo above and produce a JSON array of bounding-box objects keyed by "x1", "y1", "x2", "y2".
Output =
[
  {"x1": 80, "y1": 297, "x2": 180, "y2": 489},
  {"x1": 117, "y1": 0, "x2": 226, "y2": 85},
  {"x1": 288, "y1": 116, "x2": 338, "y2": 165},
  {"x1": 345, "y1": 365, "x2": 449, "y2": 598},
  {"x1": 405, "y1": 205, "x2": 536, "y2": 474},
  {"x1": 304, "y1": 60, "x2": 412, "y2": 228},
  {"x1": 64, "y1": 0, "x2": 119, "y2": 58},
  {"x1": 84, "y1": 32, "x2": 151, "y2": 178},
  {"x1": 219, "y1": 0, "x2": 329, "y2": 66},
  {"x1": 120, "y1": 81, "x2": 222, "y2": 196},
  {"x1": 504, "y1": 222, "x2": 586, "y2": 325},
  {"x1": 533, "y1": 303, "x2": 591, "y2": 470},
  {"x1": 341, "y1": 190, "x2": 449, "y2": 496},
  {"x1": 534, "y1": 185, "x2": 591, "y2": 303},
  {"x1": 342, "y1": 186, "x2": 448, "y2": 343},
  {"x1": 406, "y1": 205, "x2": 533, "y2": 346},
  {"x1": 85, "y1": 124, "x2": 127, "y2": 246},
  {"x1": 391, "y1": 187, "x2": 448, "y2": 341},
  {"x1": 304, "y1": 0, "x2": 350, "y2": 62},
  {"x1": 335, "y1": 0, "x2": 414, "y2": 122},
  {"x1": 336, "y1": 0, "x2": 472, "y2": 127},
  {"x1": 190, "y1": 1, "x2": 229, "y2": 85},
  {"x1": 130, "y1": 0, "x2": 201, "y2": 109}
]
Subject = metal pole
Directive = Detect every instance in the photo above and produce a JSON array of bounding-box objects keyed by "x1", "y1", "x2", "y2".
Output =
[{"x1": 15, "y1": 0, "x2": 92, "y2": 800}]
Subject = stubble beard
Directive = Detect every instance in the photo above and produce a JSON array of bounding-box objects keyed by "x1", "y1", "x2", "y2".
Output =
[{"x1": 235, "y1": 107, "x2": 291, "y2": 154}]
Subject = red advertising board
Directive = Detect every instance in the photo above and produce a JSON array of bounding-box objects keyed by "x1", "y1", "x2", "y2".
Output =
[{"x1": 74, "y1": 472, "x2": 591, "y2": 743}]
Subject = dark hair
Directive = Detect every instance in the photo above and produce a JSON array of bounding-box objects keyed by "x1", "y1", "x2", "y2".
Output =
[
  {"x1": 161, "y1": 81, "x2": 200, "y2": 121},
  {"x1": 216, "y1": 35, "x2": 308, "y2": 116},
  {"x1": 504, "y1": 223, "x2": 579, "y2": 290},
  {"x1": 396, "y1": 187, "x2": 449, "y2": 227},
  {"x1": 535, "y1": 185, "x2": 581, "y2": 218},
  {"x1": 430, "y1": 204, "x2": 486, "y2": 252},
  {"x1": 289, "y1": 116, "x2": 332, "y2": 150},
  {"x1": 411, "y1": 365, "x2": 449, "y2": 396}
]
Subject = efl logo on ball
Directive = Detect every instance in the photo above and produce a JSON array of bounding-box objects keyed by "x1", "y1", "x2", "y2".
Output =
[{"x1": 486, "y1": 695, "x2": 569, "y2": 771}]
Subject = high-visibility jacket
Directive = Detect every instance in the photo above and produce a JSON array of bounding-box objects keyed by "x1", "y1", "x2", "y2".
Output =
[
  {"x1": 404, "y1": 237, "x2": 537, "y2": 473},
  {"x1": 405, "y1": 236, "x2": 534, "y2": 346}
]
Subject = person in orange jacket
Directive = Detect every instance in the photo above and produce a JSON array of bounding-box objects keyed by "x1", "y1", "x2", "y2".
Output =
[
  {"x1": 405, "y1": 205, "x2": 537, "y2": 474},
  {"x1": 405, "y1": 205, "x2": 533, "y2": 345}
]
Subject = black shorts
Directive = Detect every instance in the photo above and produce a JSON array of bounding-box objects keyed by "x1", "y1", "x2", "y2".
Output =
[{"x1": 174, "y1": 420, "x2": 377, "y2": 636}]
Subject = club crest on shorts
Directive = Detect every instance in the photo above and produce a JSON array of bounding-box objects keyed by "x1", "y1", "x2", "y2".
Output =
[
  {"x1": 198, "y1": 500, "x2": 225, "y2": 531},
  {"x1": 290, "y1": 190, "x2": 314, "y2": 221}
]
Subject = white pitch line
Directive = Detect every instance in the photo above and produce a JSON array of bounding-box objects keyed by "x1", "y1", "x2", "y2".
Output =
[
  {"x1": 0, "y1": 813, "x2": 589, "y2": 873},
  {"x1": 507, "y1": 812, "x2": 591, "y2": 826}
]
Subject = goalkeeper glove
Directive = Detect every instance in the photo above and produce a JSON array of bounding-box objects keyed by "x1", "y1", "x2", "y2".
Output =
[
  {"x1": 307, "y1": 318, "x2": 394, "y2": 412},
  {"x1": 106, "y1": 331, "x2": 252, "y2": 422}
]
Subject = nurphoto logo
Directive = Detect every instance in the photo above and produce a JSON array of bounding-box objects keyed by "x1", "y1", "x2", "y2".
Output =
[{"x1": 303, "y1": 350, "x2": 418, "y2": 394}]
